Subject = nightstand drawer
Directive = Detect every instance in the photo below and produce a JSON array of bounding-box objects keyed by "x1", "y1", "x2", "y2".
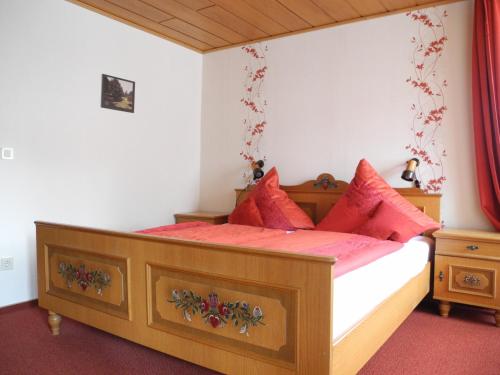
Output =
[
  {"x1": 436, "y1": 238, "x2": 499, "y2": 258},
  {"x1": 434, "y1": 255, "x2": 499, "y2": 309}
]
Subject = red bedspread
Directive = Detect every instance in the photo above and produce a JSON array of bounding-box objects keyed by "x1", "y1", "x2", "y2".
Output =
[{"x1": 137, "y1": 223, "x2": 403, "y2": 277}]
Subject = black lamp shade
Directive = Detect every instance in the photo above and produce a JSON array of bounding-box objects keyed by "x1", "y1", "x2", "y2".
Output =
[
  {"x1": 253, "y1": 169, "x2": 264, "y2": 179},
  {"x1": 252, "y1": 160, "x2": 265, "y2": 180},
  {"x1": 401, "y1": 158, "x2": 420, "y2": 182}
]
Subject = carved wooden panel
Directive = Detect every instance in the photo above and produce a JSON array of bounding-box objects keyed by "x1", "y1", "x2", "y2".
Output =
[
  {"x1": 46, "y1": 245, "x2": 130, "y2": 319},
  {"x1": 146, "y1": 264, "x2": 298, "y2": 367},
  {"x1": 449, "y1": 265, "x2": 495, "y2": 298}
]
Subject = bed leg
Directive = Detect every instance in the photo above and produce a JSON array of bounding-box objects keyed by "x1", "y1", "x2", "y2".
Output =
[
  {"x1": 438, "y1": 301, "x2": 451, "y2": 317},
  {"x1": 48, "y1": 311, "x2": 62, "y2": 335},
  {"x1": 495, "y1": 311, "x2": 500, "y2": 327}
]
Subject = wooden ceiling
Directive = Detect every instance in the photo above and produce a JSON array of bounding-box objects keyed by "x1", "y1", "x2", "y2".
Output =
[{"x1": 69, "y1": 0, "x2": 461, "y2": 53}]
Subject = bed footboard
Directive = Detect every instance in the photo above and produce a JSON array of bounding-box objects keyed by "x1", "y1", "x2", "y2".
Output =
[{"x1": 36, "y1": 221, "x2": 335, "y2": 374}]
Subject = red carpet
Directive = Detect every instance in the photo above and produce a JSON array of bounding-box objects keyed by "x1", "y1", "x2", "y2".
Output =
[
  {"x1": 359, "y1": 302, "x2": 500, "y2": 375},
  {"x1": 1, "y1": 301, "x2": 499, "y2": 374}
]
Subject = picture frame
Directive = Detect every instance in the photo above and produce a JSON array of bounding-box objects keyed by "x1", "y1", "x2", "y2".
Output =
[{"x1": 101, "y1": 74, "x2": 135, "y2": 113}]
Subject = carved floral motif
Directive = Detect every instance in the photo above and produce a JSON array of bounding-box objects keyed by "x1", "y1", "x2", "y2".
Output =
[
  {"x1": 240, "y1": 44, "x2": 268, "y2": 186},
  {"x1": 169, "y1": 290, "x2": 264, "y2": 335},
  {"x1": 58, "y1": 262, "x2": 111, "y2": 295},
  {"x1": 406, "y1": 9, "x2": 448, "y2": 193},
  {"x1": 463, "y1": 273, "x2": 481, "y2": 287}
]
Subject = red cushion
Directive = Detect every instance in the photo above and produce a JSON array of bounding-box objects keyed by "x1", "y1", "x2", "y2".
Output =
[
  {"x1": 228, "y1": 168, "x2": 277, "y2": 228},
  {"x1": 356, "y1": 201, "x2": 440, "y2": 242},
  {"x1": 316, "y1": 159, "x2": 440, "y2": 235},
  {"x1": 228, "y1": 196, "x2": 264, "y2": 227},
  {"x1": 233, "y1": 167, "x2": 314, "y2": 230},
  {"x1": 254, "y1": 167, "x2": 314, "y2": 230},
  {"x1": 353, "y1": 202, "x2": 395, "y2": 240},
  {"x1": 315, "y1": 196, "x2": 371, "y2": 232}
]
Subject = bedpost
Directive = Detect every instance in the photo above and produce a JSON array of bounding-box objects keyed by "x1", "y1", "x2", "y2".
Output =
[
  {"x1": 296, "y1": 259, "x2": 334, "y2": 374},
  {"x1": 48, "y1": 311, "x2": 61, "y2": 335}
]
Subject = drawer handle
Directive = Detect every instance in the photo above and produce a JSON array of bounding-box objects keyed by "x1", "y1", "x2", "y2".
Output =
[
  {"x1": 463, "y1": 274, "x2": 481, "y2": 287},
  {"x1": 466, "y1": 245, "x2": 479, "y2": 251},
  {"x1": 438, "y1": 271, "x2": 444, "y2": 282}
]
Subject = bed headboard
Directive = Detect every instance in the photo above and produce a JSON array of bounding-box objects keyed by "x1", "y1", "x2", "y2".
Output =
[{"x1": 235, "y1": 173, "x2": 441, "y2": 225}]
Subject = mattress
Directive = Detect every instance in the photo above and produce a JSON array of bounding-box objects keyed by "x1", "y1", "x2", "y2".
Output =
[{"x1": 332, "y1": 236, "x2": 433, "y2": 342}]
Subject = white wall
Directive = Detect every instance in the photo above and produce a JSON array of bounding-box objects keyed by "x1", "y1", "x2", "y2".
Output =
[
  {"x1": 200, "y1": 0, "x2": 492, "y2": 231},
  {"x1": 0, "y1": 0, "x2": 202, "y2": 307}
]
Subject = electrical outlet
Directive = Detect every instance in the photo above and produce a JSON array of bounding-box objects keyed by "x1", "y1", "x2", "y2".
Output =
[
  {"x1": 1, "y1": 148, "x2": 14, "y2": 160},
  {"x1": 0, "y1": 257, "x2": 14, "y2": 271}
]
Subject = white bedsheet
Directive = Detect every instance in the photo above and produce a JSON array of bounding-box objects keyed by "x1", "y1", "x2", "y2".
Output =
[{"x1": 333, "y1": 236, "x2": 433, "y2": 343}]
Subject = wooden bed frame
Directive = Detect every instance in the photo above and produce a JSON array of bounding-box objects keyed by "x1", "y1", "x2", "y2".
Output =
[{"x1": 36, "y1": 173, "x2": 440, "y2": 374}]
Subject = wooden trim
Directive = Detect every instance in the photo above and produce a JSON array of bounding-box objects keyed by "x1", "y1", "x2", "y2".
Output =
[
  {"x1": 204, "y1": 0, "x2": 465, "y2": 54},
  {"x1": 433, "y1": 228, "x2": 500, "y2": 243},
  {"x1": 35, "y1": 221, "x2": 335, "y2": 264}
]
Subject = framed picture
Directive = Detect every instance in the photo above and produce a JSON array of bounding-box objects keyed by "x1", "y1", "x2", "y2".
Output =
[{"x1": 101, "y1": 74, "x2": 135, "y2": 113}]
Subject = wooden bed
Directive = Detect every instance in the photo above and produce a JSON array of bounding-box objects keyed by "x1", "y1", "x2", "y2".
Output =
[{"x1": 36, "y1": 173, "x2": 440, "y2": 374}]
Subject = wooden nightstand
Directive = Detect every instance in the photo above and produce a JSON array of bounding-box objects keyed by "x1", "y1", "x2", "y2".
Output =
[
  {"x1": 433, "y1": 229, "x2": 500, "y2": 326},
  {"x1": 174, "y1": 211, "x2": 229, "y2": 225}
]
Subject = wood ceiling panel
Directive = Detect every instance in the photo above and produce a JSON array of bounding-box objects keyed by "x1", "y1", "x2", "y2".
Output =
[
  {"x1": 68, "y1": 0, "x2": 464, "y2": 53},
  {"x1": 312, "y1": 0, "x2": 361, "y2": 22},
  {"x1": 174, "y1": 0, "x2": 214, "y2": 11},
  {"x1": 105, "y1": 0, "x2": 172, "y2": 22},
  {"x1": 244, "y1": 0, "x2": 312, "y2": 31},
  {"x1": 74, "y1": 0, "x2": 212, "y2": 50},
  {"x1": 379, "y1": 0, "x2": 418, "y2": 11},
  {"x1": 199, "y1": 6, "x2": 268, "y2": 40},
  {"x1": 347, "y1": 0, "x2": 388, "y2": 16},
  {"x1": 142, "y1": 0, "x2": 246, "y2": 43},
  {"x1": 162, "y1": 18, "x2": 228, "y2": 47},
  {"x1": 277, "y1": 0, "x2": 334, "y2": 27},
  {"x1": 209, "y1": 0, "x2": 288, "y2": 35}
]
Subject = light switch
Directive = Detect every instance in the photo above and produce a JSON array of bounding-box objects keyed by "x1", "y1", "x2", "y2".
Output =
[{"x1": 1, "y1": 148, "x2": 14, "y2": 160}]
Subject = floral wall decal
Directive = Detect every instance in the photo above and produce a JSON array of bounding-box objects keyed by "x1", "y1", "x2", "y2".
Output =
[
  {"x1": 406, "y1": 8, "x2": 448, "y2": 193},
  {"x1": 240, "y1": 44, "x2": 268, "y2": 185}
]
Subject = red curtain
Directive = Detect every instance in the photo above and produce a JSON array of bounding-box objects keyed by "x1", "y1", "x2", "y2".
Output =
[{"x1": 472, "y1": 0, "x2": 500, "y2": 230}]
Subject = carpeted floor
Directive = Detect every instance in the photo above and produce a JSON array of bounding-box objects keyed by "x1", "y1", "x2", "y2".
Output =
[
  {"x1": 1, "y1": 301, "x2": 499, "y2": 375},
  {"x1": 359, "y1": 302, "x2": 500, "y2": 374}
]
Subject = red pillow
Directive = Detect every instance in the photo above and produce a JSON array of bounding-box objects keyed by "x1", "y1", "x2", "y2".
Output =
[
  {"x1": 353, "y1": 202, "x2": 395, "y2": 240},
  {"x1": 316, "y1": 159, "x2": 440, "y2": 235},
  {"x1": 228, "y1": 196, "x2": 264, "y2": 227},
  {"x1": 254, "y1": 167, "x2": 314, "y2": 230},
  {"x1": 231, "y1": 167, "x2": 314, "y2": 230},
  {"x1": 315, "y1": 196, "x2": 371, "y2": 233},
  {"x1": 356, "y1": 201, "x2": 440, "y2": 242}
]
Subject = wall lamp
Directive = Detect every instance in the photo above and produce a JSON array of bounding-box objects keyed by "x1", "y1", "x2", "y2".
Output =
[
  {"x1": 252, "y1": 160, "x2": 265, "y2": 180},
  {"x1": 401, "y1": 158, "x2": 421, "y2": 188}
]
